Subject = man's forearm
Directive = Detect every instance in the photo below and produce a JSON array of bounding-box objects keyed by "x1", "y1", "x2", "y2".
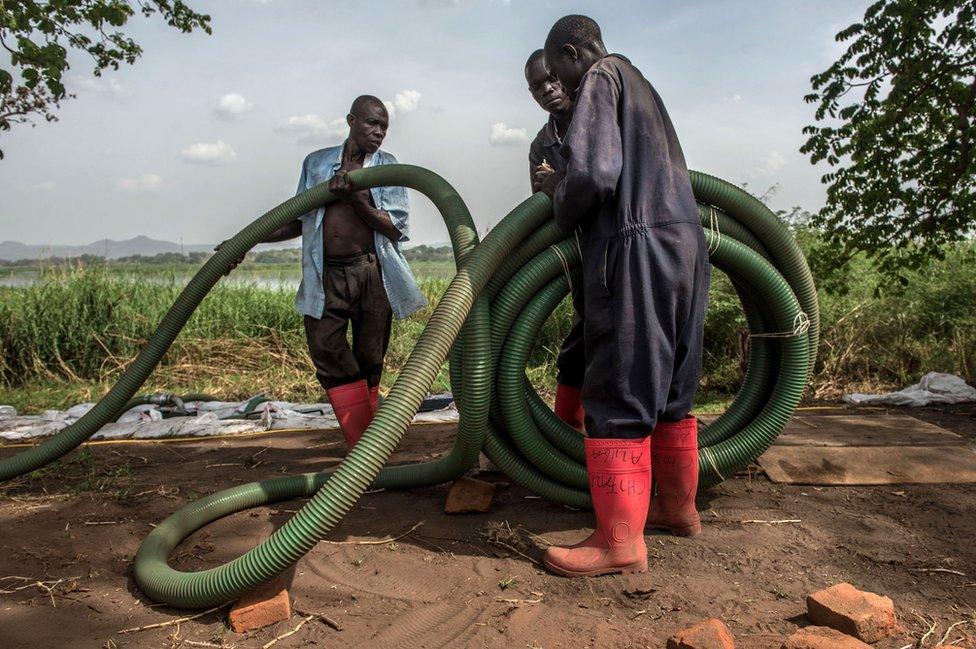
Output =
[
  {"x1": 351, "y1": 202, "x2": 402, "y2": 241},
  {"x1": 263, "y1": 219, "x2": 302, "y2": 243}
]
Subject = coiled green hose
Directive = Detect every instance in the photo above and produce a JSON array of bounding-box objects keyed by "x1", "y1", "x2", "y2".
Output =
[{"x1": 0, "y1": 165, "x2": 816, "y2": 608}]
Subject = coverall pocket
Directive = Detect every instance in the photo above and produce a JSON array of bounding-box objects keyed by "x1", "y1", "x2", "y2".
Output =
[{"x1": 598, "y1": 237, "x2": 617, "y2": 298}]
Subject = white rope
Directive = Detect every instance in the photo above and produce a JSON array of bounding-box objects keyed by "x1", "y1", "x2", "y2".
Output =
[
  {"x1": 700, "y1": 445, "x2": 726, "y2": 482},
  {"x1": 706, "y1": 206, "x2": 722, "y2": 255},
  {"x1": 550, "y1": 244, "x2": 574, "y2": 295},
  {"x1": 750, "y1": 311, "x2": 811, "y2": 339}
]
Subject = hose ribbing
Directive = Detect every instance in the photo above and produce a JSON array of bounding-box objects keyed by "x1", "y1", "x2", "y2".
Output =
[{"x1": 0, "y1": 165, "x2": 817, "y2": 608}]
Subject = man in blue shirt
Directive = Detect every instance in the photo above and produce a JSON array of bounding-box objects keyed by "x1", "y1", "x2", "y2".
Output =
[{"x1": 260, "y1": 95, "x2": 426, "y2": 449}]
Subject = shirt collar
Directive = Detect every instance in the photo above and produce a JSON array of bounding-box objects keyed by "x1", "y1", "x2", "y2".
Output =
[{"x1": 543, "y1": 114, "x2": 563, "y2": 147}]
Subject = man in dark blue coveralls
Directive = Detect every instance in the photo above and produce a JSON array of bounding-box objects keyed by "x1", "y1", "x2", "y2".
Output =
[{"x1": 534, "y1": 15, "x2": 710, "y2": 578}]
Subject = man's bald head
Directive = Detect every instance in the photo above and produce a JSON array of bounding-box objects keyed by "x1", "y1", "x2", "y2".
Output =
[
  {"x1": 543, "y1": 14, "x2": 608, "y2": 96},
  {"x1": 349, "y1": 95, "x2": 388, "y2": 119},
  {"x1": 345, "y1": 95, "x2": 389, "y2": 155}
]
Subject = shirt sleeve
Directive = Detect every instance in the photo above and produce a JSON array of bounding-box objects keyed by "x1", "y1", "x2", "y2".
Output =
[
  {"x1": 528, "y1": 135, "x2": 543, "y2": 190},
  {"x1": 295, "y1": 155, "x2": 313, "y2": 221},
  {"x1": 295, "y1": 156, "x2": 308, "y2": 195},
  {"x1": 380, "y1": 153, "x2": 410, "y2": 242},
  {"x1": 553, "y1": 69, "x2": 623, "y2": 231}
]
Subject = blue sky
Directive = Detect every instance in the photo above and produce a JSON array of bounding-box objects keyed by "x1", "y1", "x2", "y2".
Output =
[{"x1": 0, "y1": 0, "x2": 869, "y2": 246}]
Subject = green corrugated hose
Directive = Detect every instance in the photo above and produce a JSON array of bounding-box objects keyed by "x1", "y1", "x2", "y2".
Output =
[{"x1": 0, "y1": 165, "x2": 816, "y2": 608}]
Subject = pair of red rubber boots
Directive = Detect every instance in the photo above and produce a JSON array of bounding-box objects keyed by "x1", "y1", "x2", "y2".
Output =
[
  {"x1": 326, "y1": 379, "x2": 380, "y2": 450},
  {"x1": 543, "y1": 415, "x2": 700, "y2": 578}
]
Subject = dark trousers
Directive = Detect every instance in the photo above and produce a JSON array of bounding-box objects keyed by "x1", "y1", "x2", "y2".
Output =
[
  {"x1": 304, "y1": 250, "x2": 392, "y2": 390},
  {"x1": 581, "y1": 223, "x2": 710, "y2": 439},
  {"x1": 555, "y1": 283, "x2": 586, "y2": 388}
]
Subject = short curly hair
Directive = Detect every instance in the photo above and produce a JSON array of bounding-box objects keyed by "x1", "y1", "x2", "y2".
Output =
[
  {"x1": 525, "y1": 48, "x2": 544, "y2": 69},
  {"x1": 544, "y1": 14, "x2": 604, "y2": 55}
]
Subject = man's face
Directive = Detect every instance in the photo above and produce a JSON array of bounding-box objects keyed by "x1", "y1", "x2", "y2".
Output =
[
  {"x1": 544, "y1": 45, "x2": 585, "y2": 97},
  {"x1": 347, "y1": 103, "x2": 389, "y2": 154},
  {"x1": 525, "y1": 57, "x2": 571, "y2": 115}
]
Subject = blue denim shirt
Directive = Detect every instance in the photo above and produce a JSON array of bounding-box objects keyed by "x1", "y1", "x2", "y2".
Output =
[{"x1": 294, "y1": 142, "x2": 427, "y2": 320}]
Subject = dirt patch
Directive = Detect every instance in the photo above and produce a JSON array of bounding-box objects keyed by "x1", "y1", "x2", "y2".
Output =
[{"x1": 1, "y1": 407, "x2": 974, "y2": 649}]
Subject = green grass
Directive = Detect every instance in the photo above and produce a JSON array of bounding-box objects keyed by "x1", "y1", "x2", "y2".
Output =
[{"x1": 1, "y1": 242, "x2": 974, "y2": 415}]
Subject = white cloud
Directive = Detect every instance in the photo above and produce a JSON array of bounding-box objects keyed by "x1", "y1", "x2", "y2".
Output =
[
  {"x1": 732, "y1": 94, "x2": 743, "y2": 103},
  {"x1": 761, "y1": 150, "x2": 786, "y2": 173},
  {"x1": 116, "y1": 173, "x2": 162, "y2": 192},
  {"x1": 489, "y1": 122, "x2": 528, "y2": 145},
  {"x1": 382, "y1": 89, "x2": 422, "y2": 119},
  {"x1": 214, "y1": 93, "x2": 253, "y2": 120},
  {"x1": 274, "y1": 114, "x2": 347, "y2": 145},
  {"x1": 73, "y1": 76, "x2": 132, "y2": 100},
  {"x1": 25, "y1": 181, "x2": 56, "y2": 192},
  {"x1": 747, "y1": 151, "x2": 787, "y2": 179},
  {"x1": 393, "y1": 89, "x2": 421, "y2": 113},
  {"x1": 179, "y1": 140, "x2": 237, "y2": 165}
]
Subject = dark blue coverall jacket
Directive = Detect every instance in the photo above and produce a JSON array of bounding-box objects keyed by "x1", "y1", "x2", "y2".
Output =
[{"x1": 552, "y1": 54, "x2": 710, "y2": 439}]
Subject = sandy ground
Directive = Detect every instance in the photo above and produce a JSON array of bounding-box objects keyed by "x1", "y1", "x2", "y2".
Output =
[{"x1": 1, "y1": 403, "x2": 974, "y2": 649}]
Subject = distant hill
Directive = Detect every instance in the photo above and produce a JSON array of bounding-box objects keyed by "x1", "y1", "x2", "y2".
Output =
[{"x1": 0, "y1": 236, "x2": 299, "y2": 261}]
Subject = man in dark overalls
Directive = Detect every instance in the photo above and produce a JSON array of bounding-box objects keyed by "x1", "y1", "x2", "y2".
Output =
[
  {"x1": 524, "y1": 48, "x2": 586, "y2": 432},
  {"x1": 535, "y1": 15, "x2": 710, "y2": 577}
]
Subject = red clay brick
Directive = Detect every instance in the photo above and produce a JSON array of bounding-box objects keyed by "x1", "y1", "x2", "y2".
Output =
[
  {"x1": 444, "y1": 476, "x2": 495, "y2": 514},
  {"x1": 666, "y1": 618, "x2": 735, "y2": 649},
  {"x1": 228, "y1": 578, "x2": 292, "y2": 633},
  {"x1": 781, "y1": 626, "x2": 872, "y2": 649},
  {"x1": 806, "y1": 582, "x2": 898, "y2": 643}
]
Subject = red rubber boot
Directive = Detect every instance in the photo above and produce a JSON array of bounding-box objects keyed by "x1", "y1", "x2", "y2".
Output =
[
  {"x1": 554, "y1": 383, "x2": 585, "y2": 432},
  {"x1": 326, "y1": 379, "x2": 373, "y2": 450},
  {"x1": 543, "y1": 437, "x2": 650, "y2": 577},
  {"x1": 368, "y1": 385, "x2": 380, "y2": 416},
  {"x1": 647, "y1": 417, "x2": 701, "y2": 537}
]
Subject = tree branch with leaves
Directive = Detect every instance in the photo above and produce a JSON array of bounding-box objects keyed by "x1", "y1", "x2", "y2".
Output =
[
  {"x1": 802, "y1": 0, "x2": 976, "y2": 289},
  {"x1": 0, "y1": 0, "x2": 211, "y2": 158}
]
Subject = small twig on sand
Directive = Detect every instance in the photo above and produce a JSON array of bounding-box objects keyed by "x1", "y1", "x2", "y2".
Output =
[
  {"x1": 294, "y1": 607, "x2": 342, "y2": 631},
  {"x1": 913, "y1": 612, "x2": 938, "y2": 647},
  {"x1": 493, "y1": 539, "x2": 541, "y2": 566},
  {"x1": 35, "y1": 578, "x2": 67, "y2": 607},
  {"x1": 0, "y1": 576, "x2": 80, "y2": 606},
  {"x1": 483, "y1": 521, "x2": 542, "y2": 566},
  {"x1": 495, "y1": 597, "x2": 541, "y2": 604},
  {"x1": 262, "y1": 615, "x2": 313, "y2": 649},
  {"x1": 321, "y1": 521, "x2": 423, "y2": 546},
  {"x1": 116, "y1": 604, "x2": 229, "y2": 634},
  {"x1": 940, "y1": 615, "x2": 976, "y2": 644},
  {"x1": 909, "y1": 568, "x2": 966, "y2": 576},
  {"x1": 522, "y1": 529, "x2": 555, "y2": 547},
  {"x1": 83, "y1": 521, "x2": 118, "y2": 526},
  {"x1": 739, "y1": 519, "x2": 801, "y2": 525}
]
